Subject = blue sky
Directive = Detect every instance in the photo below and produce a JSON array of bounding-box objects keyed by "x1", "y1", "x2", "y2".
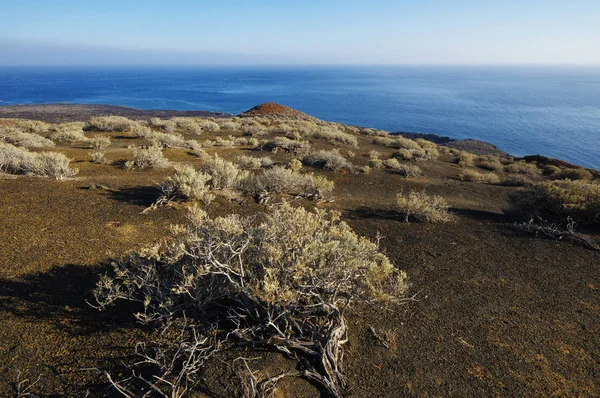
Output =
[{"x1": 1, "y1": 0, "x2": 599, "y2": 65}]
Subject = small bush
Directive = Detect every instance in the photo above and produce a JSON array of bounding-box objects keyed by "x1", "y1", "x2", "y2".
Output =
[
  {"x1": 384, "y1": 159, "x2": 421, "y2": 177},
  {"x1": 0, "y1": 142, "x2": 78, "y2": 179},
  {"x1": 391, "y1": 149, "x2": 413, "y2": 161},
  {"x1": 542, "y1": 165, "x2": 561, "y2": 177},
  {"x1": 219, "y1": 120, "x2": 241, "y2": 131},
  {"x1": 369, "y1": 158, "x2": 384, "y2": 169},
  {"x1": 89, "y1": 116, "x2": 135, "y2": 132},
  {"x1": 302, "y1": 149, "x2": 353, "y2": 171},
  {"x1": 478, "y1": 157, "x2": 504, "y2": 171},
  {"x1": 504, "y1": 161, "x2": 541, "y2": 176},
  {"x1": 553, "y1": 167, "x2": 593, "y2": 181},
  {"x1": 171, "y1": 117, "x2": 202, "y2": 135},
  {"x1": 128, "y1": 146, "x2": 168, "y2": 169},
  {"x1": 234, "y1": 155, "x2": 263, "y2": 170},
  {"x1": 0, "y1": 127, "x2": 55, "y2": 148},
  {"x1": 241, "y1": 166, "x2": 334, "y2": 198},
  {"x1": 457, "y1": 152, "x2": 475, "y2": 167},
  {"x1": 90, "y1": 152, "x2": 106, "y2": 164},
  {"x1": 261, "y1": 137, "x2": 309, "y2": 154},
  {"x1": 396, "y1": 190, "x2": 452, "y2": 223},
  {"x1": 459, "y1": 170, "x2": 501, "y2": 184},
  {"x1": 506, "y1": 180, "x2": 600, "y2": 226},
  {"x1": 89, "y1": 136, "x2": 111, "y2": 149},
  {"x1": 202, "y1": 155, "x2": 248, "y2": 190},
  {"x1": 129, "y1": 123, "x2": 153, "y2": 138},
  {"x1": 200, "y1": 121, "x2": 220, "y2": 132},
  {"x1": 161, "y1": 165, "x2": 214, "y2": 204},
  {"x1": 311, "y1": 126, "x2": 358, "y2": 147},
  {"x1": 500, "y1": 174, "x2": 529, "y2": 186},
  {"x1": 150, "y1": 118, "x2": 177, "y2": 134},
  {"x1": 288, "y1": 158, "x2": 303, "y2": 172},
  {"x1": 48, "y1": 123, "x2": 87, "y2": 143},
  {"x1": 148, "y1": 132, "x2": 189, "y2": 149},
  {"x1": 260, "y1": 156, "x2": 274, "y2": 168},
  {"x1": 368, "y1": 150, "x2": 381, "y2": 160}
]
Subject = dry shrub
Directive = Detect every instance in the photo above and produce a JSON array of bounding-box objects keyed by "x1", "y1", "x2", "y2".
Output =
[
  {"x1": 200, "y1": 120, "x2": 220, "y2": 132},
  {"x1": 459, "y1": 169, "x2": 501, "y2": 184},
  {"x1": 260, "y1": 137, "x2": 309, "y2": 154},
  {"x1": 396, "y1": 190, "x2": 452, "y2": 223},
  {"x1": 241, "y1": 166, "x2": 334, "y2": 198},
  {"x1": 161, "y1": 165, "x2": 214, "y2": 204},
  {"x1": 0, "y1": 127, "x2": 55, "y2": 148},
  {"x1": 506, "y1": 180, "x2": 600, "y2": 226},
  {"x1": 8, "y1": 119, "x2": 48, "y2": 134},
  {"x1": 150, "y1": 118, "x2": 177, "y2": 134},
  {"x1": 500, "y1": 174, "x2": 529, "y2": 186},
  {"x1": 219, "y1": 120, "x2": 241, "y2": 131},
  {"x1": 127, "y1": 146, "x2": 168, "y2": 169},
  {"x1": 553, "y1": 167, "x2": 593, "y2": 181},
  {"x1": 478, "y1": 157, "x2": 504, "y2": 171},
  {"x1": 384, "y1": 159, "x2": 421, "y2": 177},
  {"x1": 287, "y1": 158, "x2": 303, "y2": 172},
  {"x1": 360, "y1": 165, "x2": 372, "y2": 174},
  {"x1": 457, "y1": 152, "x2": 475, "y2": 167},
  {"x1": 368, "y1": 150, "x2": 381, "y2": 160},
  {"x1": 94, "y1": 202, "x2": 407, "y2": 396},
  {"x1": 302, "y1": 149, "x2": 354, "y2": 171},
  {"x1": 234, "y1": 155, "x2": 263, "y2": 170},
  {"x1": 0, "y1": 142, "x2": 78, "y2": 179},
  {"x1": 148, "y1": 131, "x2": 189, "y2": 148},
  {"x1": 369, "y1": 158, "x2": 384, "y2": 169},
  {"x1": 415, "y1": 138, "x2": 438, "y2": 149},
  {"x1": 391, "y1": 148, "x2": 413, "y2": 161},
  {"x1": 129, "y1": 123, "x2": 153, "y2": 138},
  {"x1": 542, "y1": 165, "x2": 561, "y2": 177},
  {"x1": 201, "y1": 155, "x2": 249, "y2": 190},
  {"x1": 90, "y1": 152, "x2": 106, "y2": 164},
  {"x1": 171, "y1": 117, "x2": 202, "y2": 135},
  {"x1": 89, "y1": 136, "x2": 111, "y2": 149},
  {"x1": 504, "y1": 161, "x2": 541, "y2": 175},
  {"x1": 310, "y1": 126, "x2": 358, "y2": 147},
  {"x1": 48, "y1": 122, "x2": 87, "y2": 143},
  {"x1": 89, "y1": 116, "x2": 135, "y2": 132}
]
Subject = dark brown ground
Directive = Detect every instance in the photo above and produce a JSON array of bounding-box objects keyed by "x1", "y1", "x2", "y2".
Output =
[{"x1": 0, "y1": 107, "x2": 599, "y2": 397}]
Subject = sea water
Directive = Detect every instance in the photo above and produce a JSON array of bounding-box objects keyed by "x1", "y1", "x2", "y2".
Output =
[{"x1": 1, "y1": 65, "x2": 599, "y2": 169}]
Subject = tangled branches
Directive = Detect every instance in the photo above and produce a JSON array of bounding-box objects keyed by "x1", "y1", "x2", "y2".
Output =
[{"x1": 94, "y1": 202, "x2": 408, "y2": 397}]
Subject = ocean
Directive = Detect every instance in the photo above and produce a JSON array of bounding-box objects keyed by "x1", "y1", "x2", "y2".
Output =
[{"x1": 0, "y1": 65, "x2": 599, "y2": 169}]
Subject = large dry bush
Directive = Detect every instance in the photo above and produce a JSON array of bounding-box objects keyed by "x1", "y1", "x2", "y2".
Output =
[
  {"x1": 553, "y1": 167, "x2": 594, "y2": 181},
  {"x1": 506, "y1": 180, "x2": 600, "y2": 226},
  {"x1": 459, "y1": 169, "x2": 501, "y2": 184},
  {"x1": 0, "y1": 142, "x2": 78, "y2": 179},
  {"x1": 0, "y1": 127, "x2": 55, "y2": 148},
  {"x1": 241, "y1": 166, "x2": 334, "y2": 199},
  {"x1": 504, "y1": 161, "x2": 541, "y2": 176},
  {"x1": 89, "y1": 136, "x2": 111, "y2": 149},
  {"x1": 171, "y1": 117, "x2": 203, "y2": 135},
  {"x1": 89, "y1": 116, "x2": 136, "y2": 132},
  {"x1": 302, "y1": 149, "x2": 354, "y2": 171},
  {"x1": 94, "y1": 202, "x2": 407, "y2": 397},
  {"x1": 396, "y1": 190, "x2": 452, "y2": 223}
]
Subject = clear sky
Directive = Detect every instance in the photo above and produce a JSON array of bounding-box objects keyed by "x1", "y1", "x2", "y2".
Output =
[{"x1": 1, "y1": 0, "x2": 599, "y2": 65}]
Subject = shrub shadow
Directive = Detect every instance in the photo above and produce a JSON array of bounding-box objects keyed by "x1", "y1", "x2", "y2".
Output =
[
  {"x1": 0, "y1": 263, "x2": 138, "y2": 335},
  {"x1": 108, "y1": 186, "x2": 161, "y2": 207},
  {"x1": 345, "y1": 206, "x2": 404, "y2": 221}
]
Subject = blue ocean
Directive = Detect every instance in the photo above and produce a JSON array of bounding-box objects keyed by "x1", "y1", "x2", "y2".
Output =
[{"x1": 1, "y1": 65, "x2": 599, "y2": 169}]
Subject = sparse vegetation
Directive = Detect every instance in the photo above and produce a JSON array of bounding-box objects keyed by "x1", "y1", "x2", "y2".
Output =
[
  {"x1": 553, "y1": 167, "x2": 593, "y2": 181},
  {"x1": 90, "y1": 152, "x2": 106, "y2": 164},
  {"x1": 459, "y1": 169, "x2": 501, "y2": 184},
  {"x1": 0, "y1": 127, "x2": 55, "y2": 148},
  {"x1": 160, "y1": 165, "x2": 214, "y2": 204},
  {"x1": 384, "y1": 159, "x2": 421, "y2": 177},
  {"x1": 48, "y1": 122, "x2": 87, "y2": 143},
  {"x1": 241, "y1": 166, "x2": 334, "y2": 198},
  {"x1": 504, "y1": 161, "x2": 541, "y2": 176},
  {"x1": 396, "y1": 190, "x2": 452, "y2": 223}
]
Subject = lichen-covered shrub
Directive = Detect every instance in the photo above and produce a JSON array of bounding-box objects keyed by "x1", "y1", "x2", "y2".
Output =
[
  {"x1": 302, "y1": 149, "x2": 354, "y2": 171},
  {"x1": 89, "y1": 116, "x2": 135, "y2": 132},
  {"x1": 94, "y1": 202, "x2": 407, "y2": 396},
  {"x1": 396, "y1": 190, "x2": 452, "y2": 223},
  {"x1": 506, "y1": 180, "x2": 600, "y2": 226},
  {"x1": 161, "y1": 165, "x2": 214, "y2": 204}
]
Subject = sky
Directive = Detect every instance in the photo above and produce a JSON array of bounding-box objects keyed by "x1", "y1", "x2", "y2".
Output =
[{"x1": 0, "y1": 0, "x2": 599, "y2": 65}]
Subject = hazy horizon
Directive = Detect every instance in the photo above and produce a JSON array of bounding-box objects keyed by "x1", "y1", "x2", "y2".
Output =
[{"x1": 1, "y1": 0, "x2": 599, "y2": 66}]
